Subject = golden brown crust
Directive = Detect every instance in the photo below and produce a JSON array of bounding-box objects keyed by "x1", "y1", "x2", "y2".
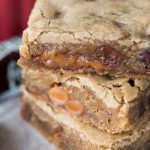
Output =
[{"x1": 28, "y1": 0, "x2": 150, "y2": 44}]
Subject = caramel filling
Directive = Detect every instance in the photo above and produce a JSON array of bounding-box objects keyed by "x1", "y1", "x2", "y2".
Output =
[{"x1": 41, "y1": 51, "x2": 106, "y2": 71}]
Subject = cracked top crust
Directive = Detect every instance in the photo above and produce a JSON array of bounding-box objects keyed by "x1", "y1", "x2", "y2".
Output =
[{"x1": 26, "y1": 0, "x2": 150, "y2": 45}]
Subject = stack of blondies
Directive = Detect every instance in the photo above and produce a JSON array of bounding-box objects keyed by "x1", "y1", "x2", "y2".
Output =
[{"x1": 18, "y1": 0, "x2": 150, "y2": 149}]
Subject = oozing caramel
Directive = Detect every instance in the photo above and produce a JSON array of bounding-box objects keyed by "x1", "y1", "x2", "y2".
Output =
[{"x1": 41, "y1": 51, "x2": 106, "y2": 71}]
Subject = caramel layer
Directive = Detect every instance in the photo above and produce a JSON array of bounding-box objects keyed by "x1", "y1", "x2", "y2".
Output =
[
  {"x1": 25, "y1": 43, "x2": 150, "y2": 78},
  {"x1": 41, "y1": 51, "x2": 106, "y2": 72}
]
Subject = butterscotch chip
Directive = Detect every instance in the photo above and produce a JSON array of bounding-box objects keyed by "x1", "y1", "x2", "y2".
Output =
[
  {"x1": 65, "y1": 100, "x2": 84, "y2": 115},
  {"x1": 48, "y1": 87, "x2": 69, "y2": 105}
]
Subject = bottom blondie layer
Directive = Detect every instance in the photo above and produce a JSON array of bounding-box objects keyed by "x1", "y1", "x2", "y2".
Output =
[{"x1": 21, "y1": 94, "x2": 150, "y2": 150}]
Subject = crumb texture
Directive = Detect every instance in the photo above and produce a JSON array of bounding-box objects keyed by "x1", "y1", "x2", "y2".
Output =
[{"x1": 28, "y1": 0, "x2": 150, "y2": 45}]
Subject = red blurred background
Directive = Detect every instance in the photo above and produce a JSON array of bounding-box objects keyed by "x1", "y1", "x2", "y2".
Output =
[
  {"x1": 0, "y1": 0, "x2": 35, "y2": 94},
  {"x1": 0, "y1": 0, "x2": 35, "y2": 41}
]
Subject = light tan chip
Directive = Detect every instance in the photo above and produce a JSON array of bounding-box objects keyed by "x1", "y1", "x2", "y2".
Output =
[
  {"x1": 48, "y1": 86, "x2": 69, "y2": 105},
  {"x1": 65, "y1": 100, "x2": 84, "y2": 115}
]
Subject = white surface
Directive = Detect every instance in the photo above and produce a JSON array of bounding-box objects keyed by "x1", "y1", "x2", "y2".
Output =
[{"x1": 0, "y1": 99, "x2": 56, "y2": 150}]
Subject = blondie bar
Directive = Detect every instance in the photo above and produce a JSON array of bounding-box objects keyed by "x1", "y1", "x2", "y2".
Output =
[
  {"x1": 20, "y1": 0, "x2": 150, "y2": 78},
  {"x1": 19, "y1": 59, "x2": 150, "y2": 134},
  {"x1": 21, "y1": 95, "x2": 150, "y2": 150}
]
